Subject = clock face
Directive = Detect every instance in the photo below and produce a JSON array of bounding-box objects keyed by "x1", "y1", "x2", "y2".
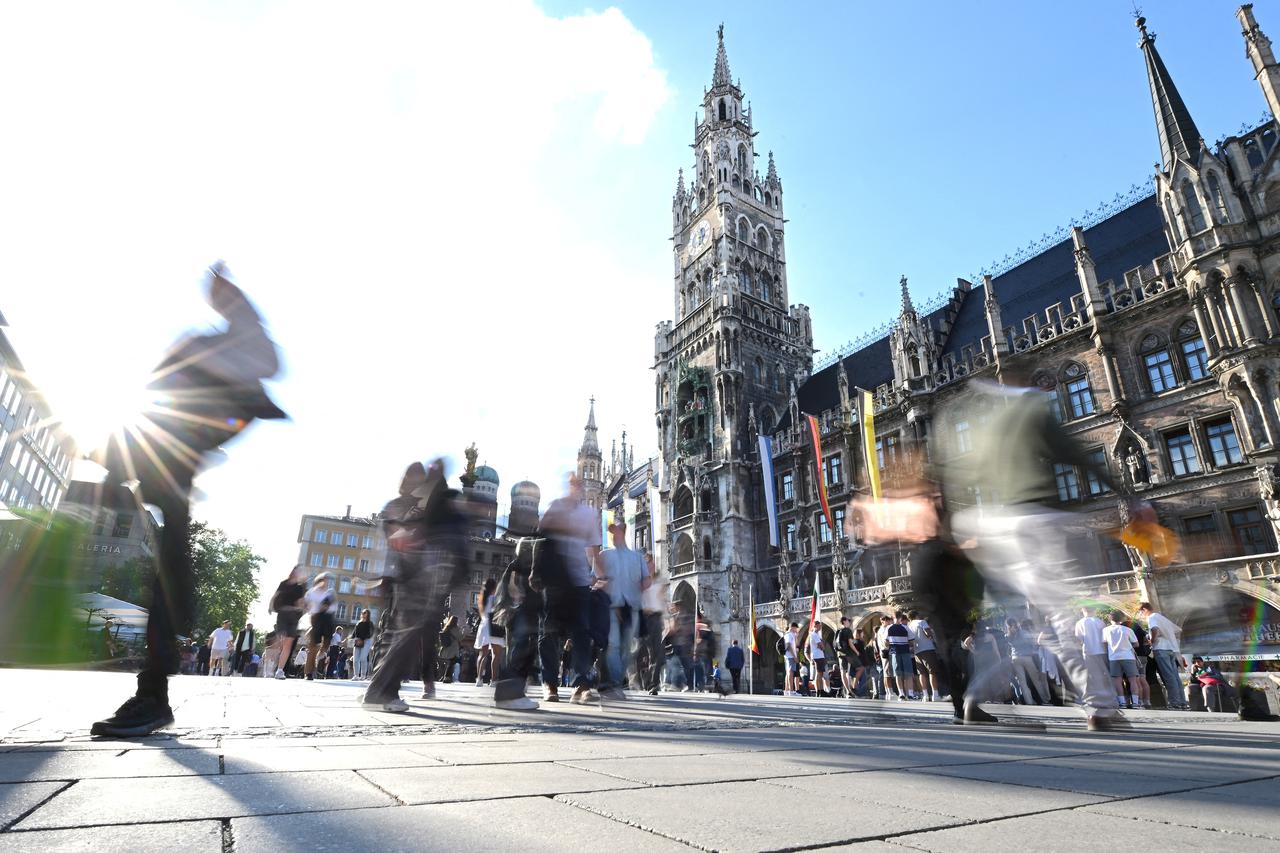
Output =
[{"x1": 690, "y1": 220, "x2": 710, "y2": 253}]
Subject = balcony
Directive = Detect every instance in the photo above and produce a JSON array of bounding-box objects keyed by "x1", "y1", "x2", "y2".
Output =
[
  {"x1": 671, "y1": 513, "x2": 694, "y2": 530},
  {"x1": 671, "y1": 560, "x2": 695, "y2": 577}
]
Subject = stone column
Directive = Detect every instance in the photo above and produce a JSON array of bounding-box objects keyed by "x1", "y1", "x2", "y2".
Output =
[
  {"x1": 1192, "y1": 300, "x2": 1218, "y2": 357},
  {"x1": 1228, "y1": 278, "x2": 1261, "y2": 344}
]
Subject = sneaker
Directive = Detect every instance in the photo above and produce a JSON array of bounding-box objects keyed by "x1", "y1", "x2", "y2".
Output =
[
  {"x1": 420, "y1": 689, "x2": 435, "y2": 700},
  {"x1": 90, "y1": 695, "x2": 175, "y2": 738},
  {"x1": 600, "y1": 687, "x2": 628, "y2": 701},
  {"x1": 274, "y1": 669, "x2": 286, "y2": 680},
  {"x1": 570, "y1": 685, "x2": 594, "y2": 704},
  {"x1": 1086, "y1": 713, "x2": 1132, "y2": 732},
  {"x1": 962, "y1": 704, "x2": 1000, "y2": 726},
  {"x1": 305, "y1": 673, "x2": 314, "y2": 681},
  {"x1": 542, "y1": 685, "x2": 560, "y2": 702},
  {"x1": 495, "y1": 696, "x2": 539, "y2": 711},
  {"x1": 648, "y1": 687, "x2": 660, "y2": 696},
  {"x1": 362, "y1": 696, "x2": 409, "y2": 713}
]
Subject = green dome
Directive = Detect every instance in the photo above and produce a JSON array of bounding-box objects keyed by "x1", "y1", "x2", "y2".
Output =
[{"x1": 474, "y1": 465, "x2": 500, "y2": 485}]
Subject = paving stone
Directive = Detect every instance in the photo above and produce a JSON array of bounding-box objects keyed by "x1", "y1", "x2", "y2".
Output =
[
  {"x1": 223, "y1": 744, "x2": 445, "y2": 774},
  {"x1": 0, "y1": 748, "x2": 219, "y2": 783},
  {"x1": 894, "y1": 809, "x2": 1265, "y2": 852},
  {"x1": 557, "y1": 780, "x2": 965, "y2": 851},
  {"x1": 0, "y1": 820, "x2": 223, "y2": 852},
  {"x1": 359, "y1": 762, "x2": 641, "y2": 804},
  {"x1": 764, "y1": 769, "x2": 1110, "y2": 820},
  {"x1": 15, "y1": 769, "x2": 395, "y2": 829},
  {"x1": 233, "y1": 794, "x2": 692, "y2": 852},
  {"x1": 560, "y1": 751, "x2": 829, "y2": 786},
  {"x1": 909, "y1": 758, "x2": 1219, "y2": 798},
  {"x1": 405, "y1": 741, "x2": 598, "y2": 765},
  {"x1": 1082, "y1": 777, "x2": 1280, "y2": 840},
  {"x1": 0, "y1": 781, "x2": 66, "y2": 829}
]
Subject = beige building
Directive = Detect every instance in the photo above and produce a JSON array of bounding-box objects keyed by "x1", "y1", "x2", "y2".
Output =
[{"x1": 295, "y1": 510, "x2": 388, "y2": 628}]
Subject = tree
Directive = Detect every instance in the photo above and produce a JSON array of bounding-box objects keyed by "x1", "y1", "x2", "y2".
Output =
[
  {"x1": 100, "y1": 556, "x2": 154, "y2": 607},
  {"x1": 187, "y1": 520, "x2": 264, "y2": 639}
]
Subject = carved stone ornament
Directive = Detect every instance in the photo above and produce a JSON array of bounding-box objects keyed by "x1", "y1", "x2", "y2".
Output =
[{"x1": 1257, "y1": 464, "x2": 1280, "y2": 525}]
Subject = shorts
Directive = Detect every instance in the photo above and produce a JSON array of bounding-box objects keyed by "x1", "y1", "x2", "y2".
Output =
[
  {"x1": 784, "y1": 656, "x2": 799, "y2": 675},
  {"x1": 915, "y1": 649, "x2": 940, "y2": 676},
  {"x1": 1109, "y1": 657, "x2": 1139, "y2": 678},
  {"x1": 887, "y1": 647, "x2": 915, "y2": 678},
  {"x1": 812, "y1": 657, "x2": 826, "y2": 673},
  {"x1": 275, "y1": 612, "x2": 301, "y2": 639}
]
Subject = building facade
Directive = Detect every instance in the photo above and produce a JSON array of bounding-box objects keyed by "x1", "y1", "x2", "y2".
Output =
[
  {"x1": 653, "y1": 12, "x2": 1280, "y2": 689},
  {"x1": 59, "y1": 480, "x2": 160, "y2": 590},
  {"x1": 0, "y1": 313, "x2": 75, "y2": 513},
  {"x1": 296, "y1": 511, "x2": 389, "y2": 628}
]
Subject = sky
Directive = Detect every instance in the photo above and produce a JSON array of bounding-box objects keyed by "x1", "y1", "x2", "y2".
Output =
[{"x1": 0, "y1": 1, "x2": 1270, "y2": 622}]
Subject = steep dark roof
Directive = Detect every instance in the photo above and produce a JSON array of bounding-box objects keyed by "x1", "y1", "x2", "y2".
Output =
[{"x1": 790, "y1": 195, "x2": 1169, "y2": 425}]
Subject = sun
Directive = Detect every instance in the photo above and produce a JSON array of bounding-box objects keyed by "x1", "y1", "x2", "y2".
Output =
[{"x1": 52, "y1": 380, "x2": 159, "y2": 457}]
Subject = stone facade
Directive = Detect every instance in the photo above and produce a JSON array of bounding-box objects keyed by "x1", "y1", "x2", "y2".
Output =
[{"x1": 653, "y1": 13, "x2": 1280, "y2": 688}]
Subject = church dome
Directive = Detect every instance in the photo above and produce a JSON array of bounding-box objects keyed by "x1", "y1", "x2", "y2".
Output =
[
  {"x1": 474, "y1": 465, "x2": 500, "y2": 486},
  {"x1": 511, "y1": 480, "x2": 540, "y2": 498}
]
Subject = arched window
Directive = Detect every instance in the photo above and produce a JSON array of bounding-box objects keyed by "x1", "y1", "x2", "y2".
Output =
[
  {"x1": 702, "y1": 537, "x2": 712, "y2": 560},
  {"x1": 718, "y1": 99, "x2": 727, "y2": 121},
  {"x1": 1061, "y1": 362, "x2": 1097, "y2": 419},
  {"x1": 1207, "y1": 173, "x2": 1229, "y2": 222},
  {"x1": 1139, "y1": 332, "x2": 1178, "y2": 393},
  {"x1": 1177, "y1": 319, "x2": 1208, "y2": 381},
  {"x1": 764, "y1": 192, "x2": 772, "y2": 207},
  {"x1": 761, "y1": 273, "x2": 772, "y2": 302},
  {"x1": 737, "y1": 218, "x2": 749, "y2": 242},
  {"x1": 1263, "y1": 127, "x2": 1277, "y2": 154},
  {"x1": 736, "y1": 143, "x2": 748, "y2": 172},
  {"x1": 754, "y1": 357, "x2": 764, "y2": 385},
  {"x1": 743, "y1": 181, "x2": 752, "y2": 196},
  {"x1": 1166, "y1": 194, "x2": 1183, "y2": 243},
  {"x1": 731, "y1": 174, "x2": 740, "y2": 189},
  {"x1": 756, "y1": 227, "x2": 769, "y2": 251},
  {"x1": 674, "y1": 533, "x2": 693, "y2": 565},
  {"x1": 773, "y1": 362, "x2": 783, "y2": 392},
  {"x1": 1181, "y1": 180, "x2": 1206, "y2": 232}
]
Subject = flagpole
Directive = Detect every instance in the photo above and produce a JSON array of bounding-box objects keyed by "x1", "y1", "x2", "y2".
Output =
[{"x1": 749, "y1": 582, "x2": 754, "y2": 697}]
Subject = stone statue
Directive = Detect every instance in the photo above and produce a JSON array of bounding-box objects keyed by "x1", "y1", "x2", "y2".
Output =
[
  {"x1": 464, "y1": 443, "x2": 478, "y2": 476},
  {"x1": 1124, "y1": 445, "x2": 1149, "y2": 488},
  {"x1": 1257, "y1": 464, "x2": 1280, "y2": 524}
]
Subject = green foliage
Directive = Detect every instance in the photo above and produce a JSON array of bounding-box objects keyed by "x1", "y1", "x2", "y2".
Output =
[
  {"x1": 0, "y1": 509, "x2": 88, "y2": 664},
  {"x1": 99, "y1": 556, "x2": 154, "y2": 607},
  {"x1": 187, "y1": 520, "x2": 264, "y2": 638}
]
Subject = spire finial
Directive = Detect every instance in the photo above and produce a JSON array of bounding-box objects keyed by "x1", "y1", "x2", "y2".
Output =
[
  {"x1": 1137, "y1": 11, "x2": 1201, "y2": 172},
  {"x1": 766, "y1": 150, "x2": 779, "y2": 185},
  {"x1": 712, "y1": 24, "x2": 732, "y2": 88},
  {"x1": 900, "y1": 275, "x2": 914, "y2": 315}
]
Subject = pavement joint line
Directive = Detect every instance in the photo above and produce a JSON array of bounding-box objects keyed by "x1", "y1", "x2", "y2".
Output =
[
  {"x1": 1070, "y1": 790, "x2": 1280, "y2": 842},
  {"x1": 220, "y1": 817, "x2": 233, "y2": 853},
  {"x1": 0, "y1": 779, "x2": 73, "y2": 833},
  {"x1": 351, "y1": 768, "x2": 407, "y2": 806}
]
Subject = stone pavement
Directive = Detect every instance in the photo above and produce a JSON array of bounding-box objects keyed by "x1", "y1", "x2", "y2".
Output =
[{"x1": 0, "y1": 669, "x2": 1277, "y2": 852}]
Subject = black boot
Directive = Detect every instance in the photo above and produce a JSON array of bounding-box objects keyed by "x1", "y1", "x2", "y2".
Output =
[{"x1": 91, "y1": 673, "x2": 174, "y2": 738}]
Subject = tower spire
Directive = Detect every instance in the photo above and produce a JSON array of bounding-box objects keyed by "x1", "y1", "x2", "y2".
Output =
[
  {"x1": 766, "y1": 151, "x2": 779, "y2": 185},
  {"x1": 1137, "y1": 15, "x2": 1203, "y2": 172},
  {"x1": 1238, "y1": 4, "x2": 1280, "y2": 123},
  {"x1": 712, "y1": 23, "x2": 732, "y2": 89},
  {"x1": 899, "y1": 275, "x2": 915, "y2": 317}
]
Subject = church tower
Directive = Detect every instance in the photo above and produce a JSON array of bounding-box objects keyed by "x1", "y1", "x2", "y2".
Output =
[
  {"x1": 577, "y1": 397, "x2": 605, "y2": 511},
  {"x1": 654, "y1": 26, "x2": 814, "y2": 632}
]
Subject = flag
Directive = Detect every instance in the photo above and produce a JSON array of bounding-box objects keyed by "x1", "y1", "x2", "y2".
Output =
[
  {"x1": 858, "y1": 390, "x2": 882, "y2": 500},
  {"x1": 758, "y1": 434, "x2": 779, "y2": 547},
  {"x1": 749, "y1": 583, "x2": 759, "y2": 654},
  {"x1": 648, "y1": 464, "x2": 660, "y2": 557},
  {"x1": 806, "y1": 414, "x2": 834, "y2": 535},
  {"x1": 809, "y1": 571, "x2": 820, "y2": 630}
]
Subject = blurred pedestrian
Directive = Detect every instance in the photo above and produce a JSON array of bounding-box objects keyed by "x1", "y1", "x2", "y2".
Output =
[
  {"x1": 437, "y1": 615, "x2": 463, "y2": 685},
  {"x1": 474, "y1": 579, "x2": 504, "y2": 686},
  {"x1": 599, "y1": 520, "x2": 645, "y2": 698},
  {"x1": 304, "y1": 574, "x2": 336, "y2": 681},
  {"x1": 268, "y1": 565, "x2": 307, "y2": 680}
]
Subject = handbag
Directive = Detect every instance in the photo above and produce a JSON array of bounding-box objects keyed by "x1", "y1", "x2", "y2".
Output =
[{"x1": 354, "y1": 637, "x2": 364, "y2": 648}]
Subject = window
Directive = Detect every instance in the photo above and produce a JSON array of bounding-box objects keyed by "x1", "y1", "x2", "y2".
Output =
[
  {"x1": 1085, "y1": 449, "x2": 1111, "y2": 496},
  {"x1": 358, "y1": 559, "x2": 369, "y2": 573},
  {"x1": 824, "y1": 455, "x2": 843, "y2": 488},
  {"x1": 313, "y1": 528, "x2": 326, "y2": 543},
  {"x1": 817, "y1": 513, "x2": 832, "y2": 544},
  {"x1": 111, "y1": 513, "x2": 133, "y2": 538},
  {"x1": 1207, "y1": 172, "x2": 1229, "y2": 222},
  {"x1": 336, "y1": 602, "x2": 348, "y2": 621},
  {"x1": 1143, "y1": 349, "x2": 1178, "y2": 393},
  {"x1": 342, "y1": 556, "x2": 355, "y2": 570},
  {"x1": 1228, "y1": 507, "x2": 1271, "y2": 556},
  {"x1": 1181, "y1": 180, "x2": 1206, "y2": 232},
  {"x1": 362, "y1": 536, "x2": 373, "y2": 549},
  {"x1": 1183, "y1": 514, "x2": 1219, "y2": 562},
  {"x1": 1102, "y1": 539, "x2": 1131, "y2": 573},
  {"x1": 954, "y1": 420, "x2": 972, "y2": 454},
  {"x1": 326, "y1": 554, "x2": 339, "y2": 568},
  {"x1": 347, "y1": 533, "x2": 358, "y2": 548},
  {"x1": 469, "y1": 592, "x2": 480, "y2": 610},
  {"x1": 339, "y1": 577, "x2": 351, "y2": 594},
  {"x1": 1045, "y1": 390, "x2": 1063, "y2": 423},
  {"x1": 1053, "y1": 463, "x2": 1080, "y2": 502},
  {"x1": 833, "y1": 507, "x2": 845, "y2": 541},
  {"x1": 784, "y1": 521, "x2": 797, "y2": 552},
  {"x1": 1165, "y1": 429, "x2": 1202, "y2": 477},
  {"x1": 1204, "y1": 419, "x2": 1243, "y2": 468},
  {"x1": 1064, "y1": 377, "x2": 1095, "y2": 418},
  {"x1": 309, "y1": 552, "x2": 323, "y2": 567},
  {"x1": 1181, "y1": 336, "x2": 1208, "y2": 381},
  {"x1": 876, "y1": 434, "x2": 900, "y2": 470},
  {"x1": 92, "y1": 511, "x2": 107, "y2": 537},
  {"x1": 780, "y1": 472, "x2": 794, "y2": 502}
]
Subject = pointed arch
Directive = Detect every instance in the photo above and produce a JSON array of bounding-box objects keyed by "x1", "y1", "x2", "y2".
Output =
[
  {"x1": 717, "y1": 98, "x2": 727, "y2": 121},
  {"x1": 1207, "y1": 171, "x2": 1229, "y2": 222},
  {"x1": 1180, "y1": 179, "x2": 1206, "y2": 232}
]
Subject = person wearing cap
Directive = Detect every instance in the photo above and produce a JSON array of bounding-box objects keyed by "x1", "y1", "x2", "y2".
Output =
[
  {"x1": 599, "y1": 518, "x2": 647, "y2": 698},
  {"x1": 361, "y1": 460, "x2": 470, "y2": 713},
  {"x1": 91, "y1": 264, "x2": 285, "y2": 737}
]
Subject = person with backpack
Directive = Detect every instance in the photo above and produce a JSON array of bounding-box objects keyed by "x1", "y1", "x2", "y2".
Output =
[{"x1": 361, "y1": 460, "x2": 469, "y2": 713}]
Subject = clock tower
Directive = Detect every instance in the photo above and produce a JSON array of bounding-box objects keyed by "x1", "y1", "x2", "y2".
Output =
[{"x1": 654, "y1": 26, "x2": 813, "y2": 636}]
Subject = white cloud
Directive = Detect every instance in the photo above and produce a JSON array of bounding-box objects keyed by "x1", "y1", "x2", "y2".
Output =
[{"x1": 0, "y1": 1, "x2": 671, "y2": 620}]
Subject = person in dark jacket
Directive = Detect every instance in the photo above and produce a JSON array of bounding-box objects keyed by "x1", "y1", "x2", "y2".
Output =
[
  {"x1": 351, "y1": 609, "x2": 375, "y2": 680},
  {"x1": 724, "y1": 640, "x2": 745, "y2": 693},
  {"x1": 91, "y1": 265, "x2": 285, "y2": 738},
  {"x1": 268, "y1": 565, "x2": 307, "y2": 679}
]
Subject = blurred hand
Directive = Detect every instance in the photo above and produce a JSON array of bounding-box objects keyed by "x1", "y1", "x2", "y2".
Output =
[{"x1": 851, "y1": 494, "x2": 939, "y2": 545}]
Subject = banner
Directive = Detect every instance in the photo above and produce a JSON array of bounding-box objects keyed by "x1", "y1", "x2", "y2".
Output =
[
  {"x1": 758, "y1": 434, "x2": 779, "y2": 548},
  {"x1": 806, "y1": 414, "x2": 834, "y2": 535},
  {"x1": 749, "y1": 583, "x2": 758, "y2": 654},
  {"x1": 858, "y1": 390, "x2": 882, "y2": 500}
]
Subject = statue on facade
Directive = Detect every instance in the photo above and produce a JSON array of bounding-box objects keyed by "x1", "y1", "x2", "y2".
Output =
[
  {"x1": 727, "y1": 562, "x2": 743, "y2": 620},
  {"x1": 1124, "y1": 444, "x2": 1149, "y2": 488},
  {"x1": 1257, "y1": 464, "x2": 1280, "y2": 525},
  {"x1": 777, "y1": 552, "x2": 794, "y2": 607}
]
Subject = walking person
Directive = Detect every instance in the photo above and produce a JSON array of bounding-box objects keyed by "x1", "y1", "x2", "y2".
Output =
[
  {"x1": 639, "y1": 555, "x2": 666, "y2": 696},
  {"x1": 351, "y1": 609, "x2": 374, "y2": 680},
  {"x1": 303, "y1": 574, "x2": 336, "y2": 681},
  {"x1": 436, "y1": 615, "x2": 462, "y2": 684},
  {"x1": 268, "y1": 565, "x2": 307, "y2": 680},
  {"x1": 1102, "y1": 610, "x2": 1143, "y2": 709},
  {"x1": 232, "y1": 622, "x2": 256, "y2": 676},
  {"x1": 362, "y1": 460, "x2": 469, "y2": 713},
  {"x1": 1138, "y1": 602, "x2": 1189, "y2": 710},
  {"x1": 196, "y1": 638, "x2": 211, "y2": 676},
  {"x1": 326, "y1": 626, "x2": 345, "y2": 679},
  {"x1": 724, "y1": 640, "x2": 745, "y2": 693},
  {"x1": 473, "y1": 579, "x2": 504, "y2": 686},
  {"x1": 209, "y1": 621, "x2": 233, "y2": 677},
  {"x1": 599, "y1": 520, "x2": 646, "y2": 698},
  {"x1": 90, "y1": 264, "x2": 286, "y2": 737},
  {"x1": 1006, "y1": 618, "x2": 1050, "y2": 705}
]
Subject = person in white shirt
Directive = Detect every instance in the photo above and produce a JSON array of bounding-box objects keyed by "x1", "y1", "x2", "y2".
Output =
[
  {"x1": 907, "y1": 609, "x2": 942, "y2": 701},
  {"x1": 807, "y1": 626, "x2": 827, "y2": 696},
  {"x1": 599, "y1": 520, "x2": 648, "y2": 698},
  {"x1": 1138, "y1": 602, "x2": 1188, "y2": 710},
  {"x1": 209, "y1": 621, "x2": 234, "y2": 676},
  {"x1": 875, "y1": 614, "x2": 896, "y2": 699},
  {"x1": 783, "y1": 623, "x2": 800, "y2": 695},
  {"x1": 1102, "y1": 611, "x2": 1142, "y2": 708},
  {"x1": 1072, "y1": 607, "x2": 1117, "y2": 715}
]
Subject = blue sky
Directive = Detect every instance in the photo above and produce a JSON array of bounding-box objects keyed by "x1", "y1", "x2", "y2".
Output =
[{"x1": 0, "y1": 1, "x2": 1271, "y2": 621}]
